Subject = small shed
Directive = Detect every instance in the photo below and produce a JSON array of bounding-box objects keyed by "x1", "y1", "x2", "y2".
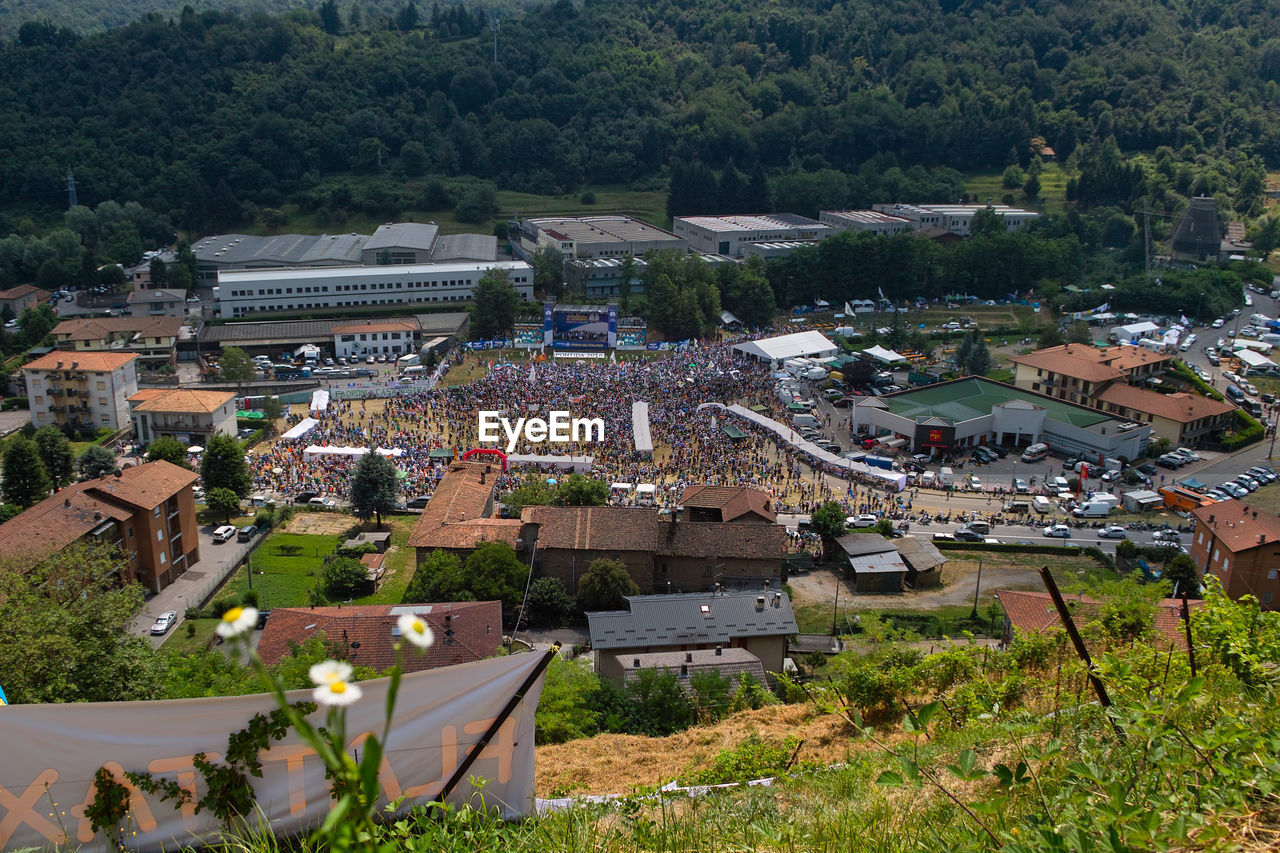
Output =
[
  {"x1": 1121, "y1": 489, "x2": 1163, "y2": 513},
  {"x1": 835, "y1": 533, "x2": 907, "y2": 594},
  {"x1": 361, "y1": 552, "x2": 386, "y2": 588},
  {"x1": 344, "y1": 531, "x2": 392, "y2": 553},
  {"x1": 895, "y1": 535, "x2": 947, "y2": 589}
]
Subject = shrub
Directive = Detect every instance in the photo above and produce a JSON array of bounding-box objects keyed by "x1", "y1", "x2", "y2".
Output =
[
  {"x1": 209, "y1": 597, "x2": 239, "y2": 618},
  {"x1": 1116, "y1": 538, "x2": 1139, "y2": 558},
  {"x1": 336, "y1": 542, "x2": 379, "y2": 558},
  {"x1": 253, "y1": 508, "x2": 274, "y2": 530},
  {"x1": 1221, "y1": 410, "x2": 1264, "y2": 451},
  {"x1": 320, "y1": 556, "x2": 368, "y2": 600},
  {"x1": 683, "y1": 735, "x2": 805, "y2": 785},
  {"x1": 241, "y1": 589, "x2": 260, "y2": 608}
]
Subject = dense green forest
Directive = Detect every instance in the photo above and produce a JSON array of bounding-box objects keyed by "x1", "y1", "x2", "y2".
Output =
[{"x1": 2, "y1": 0, "x2": 1280, "y2": 239}]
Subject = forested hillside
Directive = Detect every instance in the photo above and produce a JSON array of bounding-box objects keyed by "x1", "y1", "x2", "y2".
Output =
[{"x1": 2, "y1": 0, "x2": 1279, "y2": 234}]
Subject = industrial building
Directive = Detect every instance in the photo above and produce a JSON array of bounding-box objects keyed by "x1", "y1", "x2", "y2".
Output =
[
  {"x1": 513, "y1": 215, "x2": 685, "y2": 259},
  {"x1": 194, "y1": 313, "x2": 469, "y2": 361},
  {"x1": 870, "y1": 203, "x2": 1039, "y2": 235},
  {"x1": 214, "y1": 260, "x2": 533, "y2": 318},
  {"x1": 193, "y1": 222, "x2": 497, "y2": 284},
  {"x1": 819, "y1": 210, "x2": 915, "y2": 235},
  {"x1": 853, "y1": 377, "x2": 1151, "y2": 460},
  {"x1": 671, "y1": 213, "x2": 834, "y2": 257}
]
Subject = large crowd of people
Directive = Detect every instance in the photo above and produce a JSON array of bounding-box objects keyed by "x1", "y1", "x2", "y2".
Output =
[{"x1": 250, "y1": 341, "x2": 899, "y2": 516}]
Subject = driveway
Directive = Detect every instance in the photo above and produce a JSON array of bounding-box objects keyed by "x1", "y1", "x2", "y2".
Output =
[{"x1": 131, "y1": 523, "x2": 260, "y2": 647}]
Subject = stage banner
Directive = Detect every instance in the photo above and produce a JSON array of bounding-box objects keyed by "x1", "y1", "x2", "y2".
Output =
[{"x1": 0, "y1": 653, "x2": 547, "y2": 852}]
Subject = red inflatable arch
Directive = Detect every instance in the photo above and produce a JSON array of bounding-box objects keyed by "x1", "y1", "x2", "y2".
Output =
[{"x1": 460, "y1": 447, "x2": 508, "y2": 471}]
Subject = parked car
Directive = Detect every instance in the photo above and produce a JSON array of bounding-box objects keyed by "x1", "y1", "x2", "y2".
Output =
[
  {"x1": 1219, "y1": 483, "x2": 1249, "y2": 498},
  {"x1": 294, "y1": 490, "x2": 319, "y2": 504},
  {"x1": 967, "y1": 474, "x2": 982, "y2": 490},
  {"x1": 1098, "y1": 525, "x2": 1128, "y2": 539},
  {"x1": 213, "y1": 525, "x2": 237, "y2": 543},
  {"x1": 309, "y1": 496, "x2": 336, "y2": 507},
  {"x1": 366, "y1": 354, "x2": 375, "y2": 364},
  {"x1": 1136, "y1": 463, "x2": 1159, "y2": 477},
  {"x1": 1042, "y1": 524, "x2": 1072, "y2": 538},
  {"x1": 237, "y1": 525, "x2": 259, "y2": 542},
  {"x1": 150, "y1": 611, "x2": 178, "y2": 635},
  {"x1": 1153, "y1": 529, "x2": 1182, "y2": 543},
  {"x1": 405, "y1": 495, "x2": 432, "y2": 509},
  {"x1": 953, "y1": 527, "x2": 985, "y2": 542},
  {"x1": 847, "y1": 514, "x2": 880, "y2": 528}
]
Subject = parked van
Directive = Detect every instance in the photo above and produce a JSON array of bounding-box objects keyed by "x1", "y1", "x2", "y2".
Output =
[
  {"x1": 920, "y1": 471, "x2": 937, "y2": 488},
  {"x1": 1020, "y1": 442, "x2": 1050, "y2": 463},
  {"x1": 938, "y1": 467, "x2": 955, "y2": 488},
  {"x1": 1032, "y1": 496, "x2": 1053, "y2": 513},
  {"x1": 1073, "y1": 500, "x2": 1115, "y2": 518},
  {"x1": 792, "y1": 413, "x2": 820, "y2": 429}
]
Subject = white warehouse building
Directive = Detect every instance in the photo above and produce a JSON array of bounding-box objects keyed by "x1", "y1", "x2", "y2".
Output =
[
  {"x1": 214, "y1": 261, "x2": 534, "y2": 319},
  {"x1": 671, "y1": 214, "x2": 834, "y2": 257}
]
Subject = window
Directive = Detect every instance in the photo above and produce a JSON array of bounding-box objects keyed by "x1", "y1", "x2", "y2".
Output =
[
  {"x1": 96, "y1": 381, "x2": 106, "y2": 390},
  {"x1": 1269, "y1": 569, "x2": 1278, "y2": 581},
  {"x1": 155, "y1": 507, "x2": 161, "y2": 519},
  {"x1": 160, "y1": 551, "x2": 166, "y2": 564},
  {"x1": 703, "y1": 565, "x2": 713, "y2": 576}
]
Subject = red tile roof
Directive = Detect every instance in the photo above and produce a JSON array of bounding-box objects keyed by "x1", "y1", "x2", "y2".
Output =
[
  {"x1": 1192, "y1": 500, "x2": 1280, "y2": 553},
  {"x1": 256, "y1": 602, "x2": 502, "y2": 672},
  {"x1": 0, "y1": 460, "x2": 197, "y2": 564},
  {"x1": 996, "y1": 588, "x2": 1200, "y2": 649},
  {"x1": 0, "y1": 284, "x2": 46, "y2": 300},
  {"x1": 1011, "y1": 344, "x2": 1126, "y2": 384},
  {"x1": 522, "y1": 505, "x2": 786, "y2": 560},
  {"x1": 23, "y1": 351, "x2": 138, "y2": 371},
  {"x1": 128, "y1": 388, "x2": 235, "y2": 414},
  {"x1": 1094, "y1": 386, "x2": 1236, "y2": 423},
  {"x1": 406, "y1": 461, "x2": 502, "y2": 549},
  {"x1": 678, "y1": 485, "x2": 776, "y2": 523},
  {"x1": 52, "y1": 316, "x2": 183, "y2": 342}
]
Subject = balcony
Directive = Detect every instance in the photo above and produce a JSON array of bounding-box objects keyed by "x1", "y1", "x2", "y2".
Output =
[
  {"x1": 48, "y1": 404, "x2": 66, "y2": 413},
  {"x1": 65, "y1": 388, "x2": 88, "y2": 398},
  {"x1": 48, "y1": 386, "x2": 64, "y2": 395}
]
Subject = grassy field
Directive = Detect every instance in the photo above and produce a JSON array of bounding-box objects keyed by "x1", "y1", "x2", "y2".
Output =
[
  {"x1": 233, "y1": 181, "x2": 669, "y2": 239},
  {"x1": 963, "y1": 162, "x2": 1070, "y2": 216},
  {"x1": 162, "y1": 617, "x2": 220, "y2": 654},
  {"x1": 217, "y1": 515, "x2": 421, "y2": 609}
]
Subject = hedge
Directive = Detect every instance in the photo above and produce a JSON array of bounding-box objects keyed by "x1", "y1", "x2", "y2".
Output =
[
  {"x1": 1170, "y1": 360, "x2": 1225, "y2": 402},
  {"x1": 932, "y1": 541, "x2": 1090, "y2": 556},
  {"x1": 1220, "y1": 409, "x2": 1264, "y2": 452}
]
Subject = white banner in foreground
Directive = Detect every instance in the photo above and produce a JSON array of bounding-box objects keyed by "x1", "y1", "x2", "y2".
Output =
[{"x1": 0, "y1": 653, "x2": 548, "y2": 852}]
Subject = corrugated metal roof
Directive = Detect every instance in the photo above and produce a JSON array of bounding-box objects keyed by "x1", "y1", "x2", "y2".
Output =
[{"x1": 587, "y1": 590, "x2": 797, "y2": 650}]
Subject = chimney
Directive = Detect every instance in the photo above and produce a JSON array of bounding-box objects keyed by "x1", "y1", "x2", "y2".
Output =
[
  {"x1": 715, "y1": 645, "x2": 722, "y2": 656},
  {"x1": 775, "y1": 591, "x2": 782, "y2": 606},
  {"x1": 115, "y1": 470, "x2": 122, "y2": 479},
  {"x1": 685, "y1": 652, "x2": 693, "y2": 663},
  {"x1": 680, "y1": 663, "x2": 688, "y2": 677},
  {"x1": 764, "y1": 579, "x2": 770, "y2": 590},
  {"x1": 1253, "y1": 511, "x2": 1258, "y2": 520},
  {"x1": 480, "y1": 472, "x2": 485, "y2": 485},
  {"x1": 64, "y1": 498, "x2": 71, "y2": 507},
  {"x1": 1261, "y1": 534, "x2": 1267, "y2": 545},
  {"x1": 1209, "y1": 514, "x2": 1215, "y2": 524},
  {"x1": 633, "y1": 657, "x2": 640, "y2": 668},
  {"x1": 93, "y1": 511, "x2": 101, "y2": 521},
  {"x1": 756, "y1": 595, "x2": 766, "y2": 610}
]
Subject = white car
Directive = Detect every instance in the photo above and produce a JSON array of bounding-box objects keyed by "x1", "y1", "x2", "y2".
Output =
[
  {"x1": 150, "y1": 611, "x2": 178, "y2": 635},
  {"x1": 1014, "y1": 478, "x2": 1029, "y2": 493},
  {"x1": 967, "y1": 475, "x2": 982, "y2": 491},
  {"x1": 1098, "y1": 525, "x2": 1128, "y2": 539},
  {"x1": 847, "y1": 514, "x2": 880, "y2": 528},
  {"x1": 213, "y1": 524, "x2": 237, "y2": 543},
  {"x1": 1043, "y1": 524, "x2": 1072, "y2": 538},
  {"x1": 1212, "y1": 318, "x2": 1224, "y2": 328}
]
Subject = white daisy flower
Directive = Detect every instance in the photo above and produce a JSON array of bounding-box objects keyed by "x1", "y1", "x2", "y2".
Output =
[
  {"x1": 309, "y1": 660, "x2": 353, "y2": 686},
  {"x1": 314, "y1": 680, "x2": 362, "y2": 707},
  {"x1": 216, "y1": 606, "x2": 258, "y2": 639},
  {"x1": 397, "y1": 614, "x2": 435, "y2": 649}
]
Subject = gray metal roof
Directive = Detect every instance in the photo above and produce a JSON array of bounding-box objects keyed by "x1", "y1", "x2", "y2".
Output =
[
  {"x1": 431, "y1": 234, "x2": 497, "y2": 261},
  {"x1": 193, "y1": 233, "x2": 367, "y2": 267},
  {"x1": 365, "y1": 223, "x2": 439, "y2": 252},
  {"x1": 198, "y1": 312, "x2": 469, "y2": 345},
  {"x1": 618, "y1": 648, "x2": 767, "y2": 688},
  {"x1": 587, "y1": 590, "x2": 797, "y2": 650},
  {"x1": 847, "y1": 550, "x2": 909, "y2": 575},
  {"x1": 835, "y1": 533, "x2": 898, "y2": 557}
]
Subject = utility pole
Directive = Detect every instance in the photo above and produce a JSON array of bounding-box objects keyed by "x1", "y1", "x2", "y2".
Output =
[
  {"x1": 65, "y1": 165, "x2": 78, "y2": 209},
  {"x1": 970, "y1": 556, "x2": 983, "y2": 621},
  {"x1": 490, "y1": 15, "x2": 500, "y2": 64}
]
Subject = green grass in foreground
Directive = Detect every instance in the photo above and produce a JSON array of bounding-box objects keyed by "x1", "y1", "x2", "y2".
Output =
[
  {"x1": 162, "y1": 617, "x2": 219, "y2": 654},
  {"x1": 224, "y1": 532, "x2": 342, "y2": 609}
]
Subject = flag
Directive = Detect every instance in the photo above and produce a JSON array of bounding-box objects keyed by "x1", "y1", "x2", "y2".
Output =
[
  {"x1": 528, "y1": 365, "x2": 536, "y2": 382},
  {"x1": 1093, "y1": 302, "x2": 1110, "y2": 314},
  {"x1": 844, "y1": 301, "x2": 855, "y2": 315},
  {"x1": 877, "y1": 286, "x2": 887, "y2": 301},
  {"x1": 1181, "y1": 315, "x2": 1191, "y2": 326},
  {"x1": 610, "y1": 351, "x2": 616, "y2": 364},
  {"x1": 0, "y1": 684, "x2": 7, "y2": 705}
]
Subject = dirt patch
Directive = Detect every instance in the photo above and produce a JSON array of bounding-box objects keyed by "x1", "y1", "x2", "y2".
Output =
[
  {"x1": 535, "y1": 703, "x2": 856, "y2": 797},
  {"x1": 284, "y1": 512, "x2": 356, "y2": 536}
]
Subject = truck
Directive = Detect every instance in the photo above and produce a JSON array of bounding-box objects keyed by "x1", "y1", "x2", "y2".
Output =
[
  {"x1": 274, "y1": 365, "x2": 312, "y2": 380},
  {"x1": 865, "y1": 455, "x2": 895, "y2": 471},
  {"x1": 792, "y1": 413, "x2": 820, "y2": 429},
  {"x1": 938, "y1": 467, "x2": 955, "y2": 487}
]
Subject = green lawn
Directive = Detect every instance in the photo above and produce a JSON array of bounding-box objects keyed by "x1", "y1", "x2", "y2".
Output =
[
  {"x1": 225, "y1": 532, "x2": 343, "y2": 609},
  {"x1": 963, "y1": 162, "x2": 1070, "y2": 216},
  {"x1": 162, "y1": 618, "x2": 220, "y2": 654}
]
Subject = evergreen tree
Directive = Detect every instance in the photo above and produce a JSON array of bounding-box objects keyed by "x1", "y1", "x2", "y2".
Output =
[
  {"x1": 34, "y1": 425, "x2": 75, "y2": 488},
  {"x1": 77, "y1": 444, "x2": 117, "y2": 481},
  {"x1": 200, "y1": 434, "x2": 251, "y2": 498},
  {"x1": 2, "y1": 436, "x2": 51, "y2": 507},
  {"x1": 472, "y1": 268, "x2": 519, "y2": 338},
  {"x1": 717, "y1": 160, "x2": 746, "y2": 214},
  {"x1": 349, "y1": 451, "x2": 400, "y2": 528},
  {"x1": 576, "y1": 558, "x2": 639, "y2": 612},
  {"x1": 319, "y1": 0, "x2": 342, "y2": 33},
  {"x1": 616, "y1": 254, "x2": 637, "y2": 314},
  {"x1": 397, "y1": 0, "x2": 419, "y2": 31},
  {"x1": 747, "y1": 164, "x2": 772, "y2": 212}
]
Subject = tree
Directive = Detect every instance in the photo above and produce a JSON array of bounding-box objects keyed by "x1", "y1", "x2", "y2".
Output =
[
  {"x1": 2, "y1": 436, "x2": 51, "y2": 508},
  {"x1": 148, "y1": 257, "x2": 168, "y2": 288},
  {"x1": 460, "y1": 542, "x2": 528, "y2": 609},
  {"x1": 958, "y1": 329, "x2": 992, "y2": 376},
  {"x1": 261, "y1": 395, "x2": 284, "y2": 421},
  {"x1": 809, "y1": 501, "x2": 846, "y2": 561},
  {"x1": 1023, "y1": 172, "x2": 1041, "y2": 201},
  {"x1": 404, "y1": 549, "x2": 463, "y2": 603},
  {"x1": 206, "y1": 487, "x2": 242, "y2": 524},
  {"x1": 472, "y1": 267, "x2": 519, "y2": 338},
  {"x1": 319, "y1": 0, "x2": 342, "y2": 33},
  {"x1": 396, "y1": 0, "x2": 419, "y2": 31},
  {"x1": 502, "y1": 474, "x2": 556, "y2": 514},
  {"x1": 399, "y1": 140, "x2": 428, "y2": 177},
  {"x1": 34, "y1": 425, "x2": 75, "y2": 488},
  {"x1": 526, "y1": 576, "x2": 573, "y2": 627},
  {"x1": 0, "y1": 541, "x2": 166, "y2": 704},
  {"x1": 0, "y1": 504, "x2": 20, "y2": 524},
  {"x1": 1039, "y1": 326, "x2": 1066, "y2": 348},
  {"x1": 626, "y1": 667, "x2": 694, "y2": 735},
  {"x1": 616, "y1": 254, "x2": 637, "y2": 314},
  {"x1": 553, "y1": 473, "x2": 608, "y2": 507},
  {"x1": 146, "y1": 436, "x2": 190, "y2": 468},
  {"x1": 322, "y1": 556, "x2": 369, "y2": 600},
  {"x1": 201, "y1": 434, "x2": 252, "y2": 498},
  {"x1": 1163, "y1": 553, "x2": 1202, "y2": 598},
  {"x1": 19, "y1": 304, "x2": 56, "y2": 347},
  {"x1": 1065, "y1": 320, "x2": 1093, "y2": 344},
  {"x1": 77, "y1": 444, "x2": 117, "y2": 480},
  {"x1": 530, "y1": 247, "x2": 565, "y2": 298},
  {"x1": 576, "y1": 558, "x2": 639, "y2": 612},
  {"x1": 349, "y1": 451, "x2": 400, "y2": 527},
  {"x1": 219, "y1": 346, "x2": 256, "y2": 387},
  {"x1": 454, "y1": 184, "x2": 497, "y2": 223}
]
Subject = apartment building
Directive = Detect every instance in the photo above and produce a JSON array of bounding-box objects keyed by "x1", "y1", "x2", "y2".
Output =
[
  {"x1": 128, "y1": 388, "x2": 237, "y2": 447},
  {"x1": 23, "y1": 351, "x2": 138, "y2": 434},
  {"x1": 50, "y1": 316, "x2": 183, "y2": 371}
]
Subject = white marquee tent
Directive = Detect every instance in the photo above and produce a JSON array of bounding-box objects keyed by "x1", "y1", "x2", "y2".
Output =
[
  {"x1": 280, "y1": 417, "x2": 320, "y2": 440},
  {"x1": 731, "y1": 331, "x2": 838, "y2": 365},
  {"x1": 861, "y1": 345, "x2": 907, "y2": 364}
]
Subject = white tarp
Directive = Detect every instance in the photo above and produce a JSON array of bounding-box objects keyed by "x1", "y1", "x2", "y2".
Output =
[
  {"x1": 722, "y1": 404, "x2": 907, "y2": 491},
  {"x1": 861, "y1": 345, "x2": 906, "y2": 364},
  {"x1": 0, "y1": 653, "x2": 548, "y2": 852},
  {"x1": 632, "y1": 401, "x2": 653, "y2": 455},
  {"x1": 309, "y1": 389, "x2": 330, "y2": 413},
  {"x1": 1235, "y1": 348, "x2": 1277, "y2": 369},
  {"x1": 280, "y1": 417, "x2": 319, "y2": 440},
  {"x1": 301, "y1": 445, "x2": 404, "y2": 459}
]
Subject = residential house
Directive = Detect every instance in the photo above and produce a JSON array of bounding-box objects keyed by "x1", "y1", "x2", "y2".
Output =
[
  {"x1": 1190, "y1": 501, "x2": 1280, "y2": 609},
  {"x1": 406, "y1": 461, "x2": 522, "y2": 564},
  {"x1": 23, "y1": 351, "x2": 138, "y2": 434},
  {"x1": 0, "y1": 284, "x2": 49, "y2": 318},
  {"x1": 996, "y1": 588, "x2": 1201, "y2": 648},
  {"x1": 126, "y1": 288, "x2": 189, "y2": 319},
  {"x1": 587, "y1": 589, "x2": 798, "y2": 685},
  {"x1": 50, "y1": 316, "x2": 184, "y2": 371},
  {"x1": 0, "y1": 460, "x2": 200, "y2": 593},
  {"x1": 128, "y1": 388, "x2": 236, "y2": 448},
  {"x1": 256, "y1": 601, "x2": 503, "y2": 672},
  {"x1": 678, "y1": 484, "x2": 776, "y2": 524},
  {"x1": 332, "y1": 320, "x2": 419, "y2": 360},
  {"x1": 620, "y1": 647, "x2": 769, "y2": 694},
  {"x1": 1092, "y1": 386, "x2": 1237, "y2": 446}
]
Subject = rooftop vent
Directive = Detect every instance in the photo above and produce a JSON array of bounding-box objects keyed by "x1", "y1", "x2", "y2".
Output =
[
  {"x1": 715, "y1": 645, "x2": 722, "y2": 656},
  {"x1": 756, "y1": 595, "x2": 766, "y2": 610},
  {"x1": 633, "y1": 658, "x2": 641, "y2": 668},
  {"x1": 685, "y1": 652, "x2": 693, "y2": 663}
]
